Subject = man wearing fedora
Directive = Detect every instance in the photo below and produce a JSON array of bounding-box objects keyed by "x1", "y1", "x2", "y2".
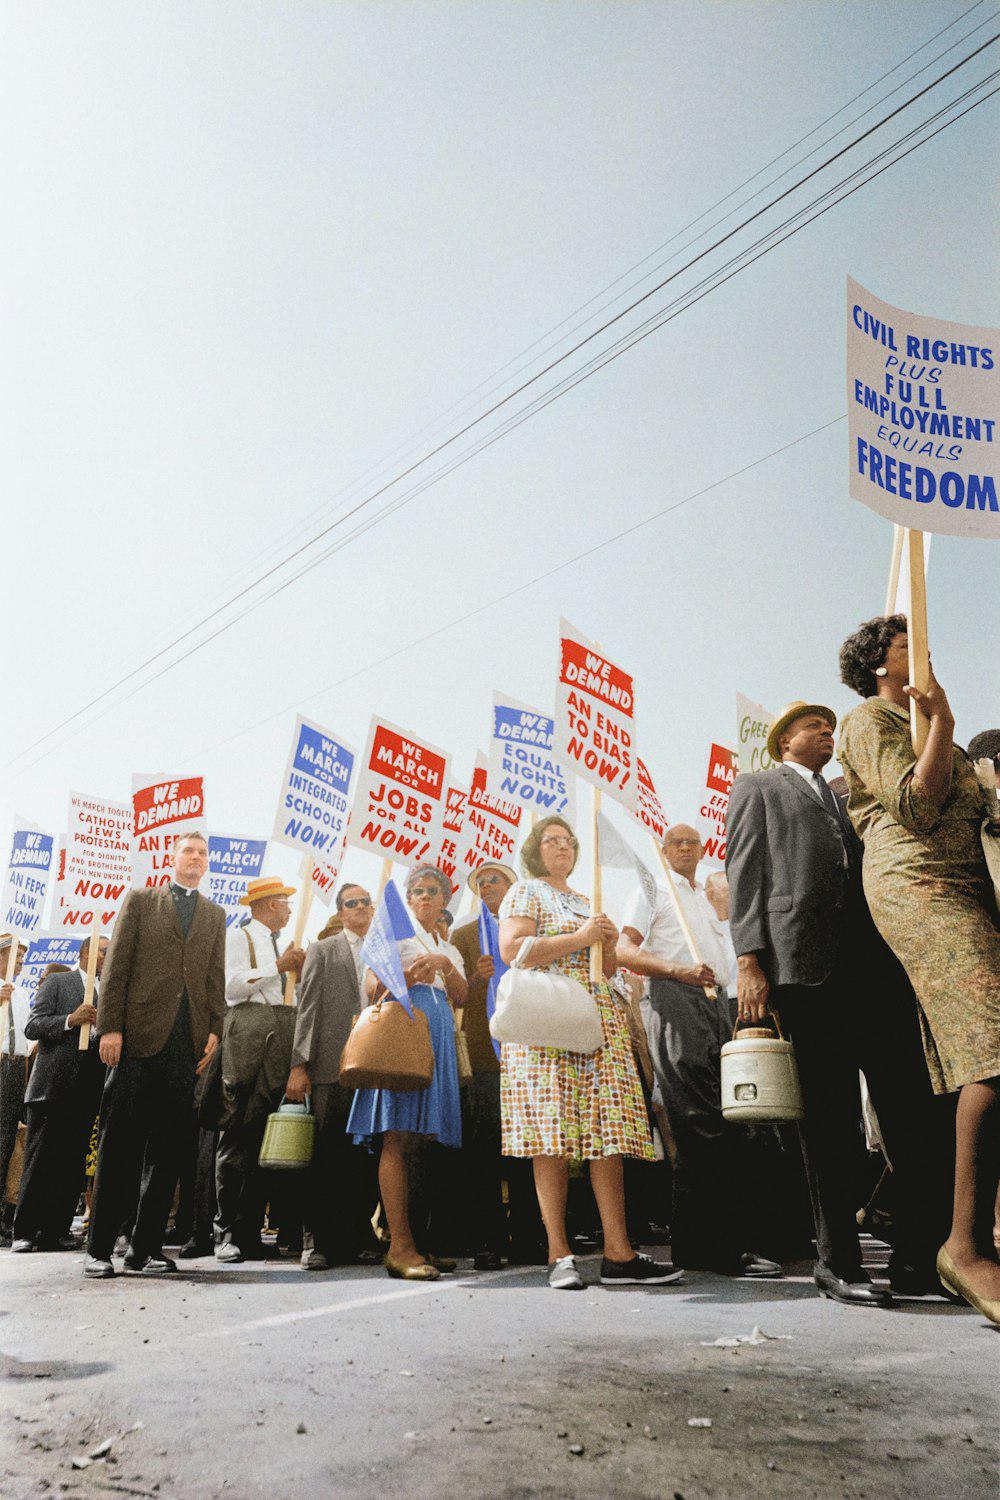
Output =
[
  {"x1": 726, "y1": 702, "x2": 951, "y2": 1306},
  {"x1": 213, "y1": 875, "x2": 305, "y2": 1263}
]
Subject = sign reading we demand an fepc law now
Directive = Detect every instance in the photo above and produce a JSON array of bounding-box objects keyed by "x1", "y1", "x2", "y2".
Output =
[
  {"x1": 555, "y1": 618, "x2": 637, "y2": 814},
  {"x1": 346, "y1": 716, "x2": 451, "y2": 866},
  {"x1": 848, "y1": 276, "x2": 999, "y2": 538},
  {"x1": 131, "y1": 775, "x2": 206, "y2": 888}
]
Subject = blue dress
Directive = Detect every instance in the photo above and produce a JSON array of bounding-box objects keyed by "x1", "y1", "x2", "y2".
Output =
[{"x1": 347, "y1": 984, "x2": 462, "y2": 1149}]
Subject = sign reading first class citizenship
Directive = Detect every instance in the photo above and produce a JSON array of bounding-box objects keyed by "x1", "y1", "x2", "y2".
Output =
[{"x1": 848, "y1": 276, "x2": 999, "y2": 539}]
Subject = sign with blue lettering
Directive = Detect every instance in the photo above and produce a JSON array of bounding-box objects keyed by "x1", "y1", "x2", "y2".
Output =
[
  {"x1": 209, "y1": 835, "x2": 268, "y2": 928},
  {"x1": 848, "y1": 276, "x2": 999, "y2": 538},
  {"x1": 488, "y1": 690, "x2": 575, "y2": 820},
  {"x1": 1, "y1": 821, "x2": 55, "y2": 937},
  {"x1": 20, "y1": 934, "x2": 83, "y2": 1004},
  {"x1": 272, "y1": 715, "x2": 356, "y2": 866}
]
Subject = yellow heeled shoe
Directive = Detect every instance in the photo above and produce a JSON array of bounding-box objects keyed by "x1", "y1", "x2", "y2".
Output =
[
  {"x1": 384, "y1": 1254, "x2": 441, "y2": 1282},
  {"x1": 936, "y1": 1246, "x2": 1000, "y2": 1325}
]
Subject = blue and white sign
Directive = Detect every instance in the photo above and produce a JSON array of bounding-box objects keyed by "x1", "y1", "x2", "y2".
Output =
[
  {"x1": 271, "y1": 715, "x2": 356, "y2": 865},
  {"x1": 20, "y1": 934, "x2": 83, "y2": 1003},
  {"x1": 487, "y1": 690, "x2": 575, "y2": 820},
  {"x1": 209, "y1": 835, "x2": 268, "y2": 928},
  {"x1": 1, "y1": 821, "x2": 56, "y2": 938},
  {"x1": 361, "y1": 880, "x2": 416, "y2": 1016}
]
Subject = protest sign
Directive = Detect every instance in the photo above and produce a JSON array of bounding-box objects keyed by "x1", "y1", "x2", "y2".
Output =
[
  {"x1": 555, "y1": 618, "x2": 637, "y2": 813},
  {"x1": 271, "y1": 716, "x2": 355, "y2": 864},
  {"x1": 848, "y1": 276, "x2": 999, "y2": 539},
  {"x1": 455, "y1": 754, "x2": 523, "y2": 883},
  {"x1": 595, "y1": 809, "x2": 658, "y2": 911},
  {"x1": 635, "y1": 756, "x2": 668, "y2": 841},
  {"x1": 59, "y1": 791, "x2": 130, "y2": 930},
  {"x1": 736, "y1": 693, "x2": 775, "y2": 774},
  {"x1": 346, "y1": 716, "x2": 450, "y2": 866},
  {"x1": 19, "y1": 934, "x2": 82, "y2": 1002},
  {"x1": 209, "y1": 836, "x2": 268, "y2": 928},
  {"x1": 436, "y1": 782, "x2": 470, "y2": 897},
  {"x1": 131, "y1": 774, "x2": 206, "y2": 889},
  {"x1": 700, "y1": 743, "x2": 737, "y2": 862},
  {"x1": 1, "y1": 822, "x2": 56, "y2": 939},
  {"x1": 487, "y1": 691, "x2": 574, "y2": 820},
  {"x1": 361, "y1": 880, "x2": 416, "y2": 1015},
  {"x1": 478, "y1": 903, "x2": 507, "y2": 1058}
]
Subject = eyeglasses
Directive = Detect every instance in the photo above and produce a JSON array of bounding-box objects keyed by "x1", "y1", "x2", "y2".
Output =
[
  {"x1": 540, "y1": 837, "x2": 575, "y2": 850},
  {"x1": 666, "y1": 838, "x2": 700, "y2": 848},
  {"x1": 476, "y1": 873, "x2": 506, "y2": 886},
  {"x1": 341, "y1": 897, "x2": 372, "y2": 910},
  {"x1": 410, "y1": 887, "x2": 442, "y2": 898}
]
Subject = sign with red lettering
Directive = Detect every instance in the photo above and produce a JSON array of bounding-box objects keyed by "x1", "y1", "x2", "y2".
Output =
[
  {"x1": 436, "y1": 782, "x2": 470, "y2": 896},
  {"x1": 454, "y1": 753, "x2": 523, "y2": 883},
  {"x1": 554, "y1": 618, "x2": 637, "y2": 813},
  {"x1": 57, "y1": 791, "x2": 131, "y2": 930},
  {"x1": 634, "y1": 756, "x2": 668, "y2": 841},
  {"x1": 131, "y1": 773, "x2": 206, "y2": 889},
  {"x1": 346, "y1": 716, "x2": 451, "y2": 867},
  {"x1": 701, "y1": 743, "x2": 736, "y2": 863}
]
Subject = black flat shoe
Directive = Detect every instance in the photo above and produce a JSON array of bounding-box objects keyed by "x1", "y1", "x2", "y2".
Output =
[
  {"x1": 814, "y1": 1263, "x2": 892, "y2": 1307},
  {"x1": 123, "y1": 1250, "x2": 177, "y2": 1274}
]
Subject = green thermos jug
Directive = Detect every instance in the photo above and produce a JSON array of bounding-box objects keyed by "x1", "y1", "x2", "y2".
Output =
[{"x1": 258, "y1": 1095, "x2": 315, "y2": 1169}]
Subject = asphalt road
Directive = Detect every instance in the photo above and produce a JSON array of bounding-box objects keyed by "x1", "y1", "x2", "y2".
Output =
[{"x1": 3, "y1": 1241, "x2": 997, "y2": 1500}]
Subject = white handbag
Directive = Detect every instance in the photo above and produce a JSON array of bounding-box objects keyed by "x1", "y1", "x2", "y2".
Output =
[{"x1": 489, "y1": 939, "x2": 604, "y2": 1054}]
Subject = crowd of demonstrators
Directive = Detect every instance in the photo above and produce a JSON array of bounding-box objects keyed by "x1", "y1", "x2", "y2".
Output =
[{"x1": 1, "y1": 666, "x2": 997, "y2": 1322}]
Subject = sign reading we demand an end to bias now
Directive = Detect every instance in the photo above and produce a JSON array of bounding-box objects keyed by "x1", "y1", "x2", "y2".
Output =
[
  {"x1": 848, "y1": 276, "x2": 999, "y2": 538},
  {"x1": 346, "y1": 717, "x2": 450, "y2": 866},
  {"x1": 131, "y1": 775, "x2": 206, "y2": 888},
  {"x1": 555, "y1": 619, "x2": 637, "y2": 814},
  {"x1": 272, "y1": 716, "x2": 355, "y2": 874},
  {"x1": 488, "y1": 691, "x2": 574, "y2": 821}
]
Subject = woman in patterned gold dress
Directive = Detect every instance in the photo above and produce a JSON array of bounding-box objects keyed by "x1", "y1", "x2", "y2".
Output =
[
  {"x1": 498, "y1": 815, "x2": 681, "y2": 1291},
  {"x1": 838, "y1": 615, "x2": 1000, "y2": 1324}
]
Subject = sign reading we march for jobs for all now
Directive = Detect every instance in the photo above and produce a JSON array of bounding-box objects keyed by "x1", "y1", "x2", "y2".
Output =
[
  {"x1": 848, "y1": 276, "x2": 999, "y2": 538},
  {"x1": 346, "y1": 717, "x2": 451, "y2": 866},
  {"x1": 555, "y1": 618, "x2": 637, "y2": 813}
]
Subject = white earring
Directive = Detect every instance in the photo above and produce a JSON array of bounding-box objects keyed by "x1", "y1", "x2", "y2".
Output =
[{"x1": 874, "y1": 667, "x2": 888, "y2": 677}]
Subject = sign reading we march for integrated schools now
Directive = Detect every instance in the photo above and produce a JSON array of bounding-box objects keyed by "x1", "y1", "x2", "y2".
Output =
[
  {"x1": 58, "y1": 791, "x2": 131, "y2": 930},
  {"x1": 555, "y1": 618, "x2": 637, "y2": 813},
  {"x1": 848, "y1": 276, "x2": 999, "y2": 538},
  {"x1": 131, "y1": 774, "x2": 206, "y2": 889},
  {"x1": 346, "y1": 717, "x2": 451, "y2": 866},
  {"x1": 272, "y1": 717, "x2": 355, "y2": 874},
  {"x1": 487, "y1": 691, "x2": 574, "y2": 820},
  {"x1": 1, "y1": 822, "x2": 55, "y2": 938}
]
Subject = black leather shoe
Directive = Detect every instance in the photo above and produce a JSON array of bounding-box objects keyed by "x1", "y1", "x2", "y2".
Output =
[
  {"x1": 37, "y1": 1235, "x2": 83, "y2": 1252},
  {"x1": 814, "y1": 1263, "x2": 892, "y2": 1307},
  {"x1": 473, "y1": 1250, "x2": 503, "y2": 1271},
  {"x1": 739, "y1": 1251, "x2": 783, "y2": 1278},
  {"x1": 178, "y1": 1239, "x2": 213, "y2": 1259},
  {"x1": 123, "y1": 1249, "x2": 177, "y2": 1274},
  {"x1": 889, "y1": 1261, "x2": 960, "y2": 1300},
  {"x1": 84, "y1": 1256, "x2": 115, "y2": 1279}
]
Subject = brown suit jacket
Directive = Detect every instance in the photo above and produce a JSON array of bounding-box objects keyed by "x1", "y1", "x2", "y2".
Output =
[
  {"x1": 451, "y1": 919, "x2": 500, "y2": 1075},
  {"x1": 97, "y1": 886, "x2": 226, "y2": 1061}
]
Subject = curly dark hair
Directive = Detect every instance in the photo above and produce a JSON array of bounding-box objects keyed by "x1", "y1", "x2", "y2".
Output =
[
  {"x1": 839, "y1": 613, "x2": 907, "y2": 699},
  {"x1": 967, "y1": 729, "x2": 1000, "y2": 764}
]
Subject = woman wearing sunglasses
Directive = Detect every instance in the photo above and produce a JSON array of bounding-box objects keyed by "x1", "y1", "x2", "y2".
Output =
[{"x1": 347, "y1": 864, "x2": 467, "y2": 1280}]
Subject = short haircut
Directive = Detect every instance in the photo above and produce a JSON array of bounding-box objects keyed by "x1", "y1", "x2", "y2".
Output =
[
  {"x1": 78, "y1": 934, "x2": 109, "y2": 959},
  {"x1": 173, "y1": 830, "x2": 208, "y2": 849},
  {"x1": 404, "y1": 864, "x2": 451, "y2": 903},
  {"x1": 335, "y1": 882, "x2": 367, "y2": 912},
  {"x1": 967, "y1": 729, "x2": 1000, "y2": 764},
  {"x1": 839, "y1": 613, "x2": 907, "y2": 699},
  {"x1": 438, "y1": 909, "x2": 454, "y2": 929},
  {"x1": 519, "y1": 815, "x2": 579, "y2": 880}
]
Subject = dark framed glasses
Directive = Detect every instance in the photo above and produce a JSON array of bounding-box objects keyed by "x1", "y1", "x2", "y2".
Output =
[{"x1": 341, "y1": 896, "x2": 372, "y2": 910}]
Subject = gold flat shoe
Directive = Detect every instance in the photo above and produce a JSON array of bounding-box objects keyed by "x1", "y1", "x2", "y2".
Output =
[
  {"x1": 384, "y1": 1254, "x2": 441, "y2": 1282},
  {"x1": 936, "y1": 1246, "x2": 1000, "y2": 1325}
]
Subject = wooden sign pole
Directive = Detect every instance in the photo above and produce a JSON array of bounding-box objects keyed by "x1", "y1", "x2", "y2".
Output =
[
  {"x1": 905, "y1": 527, "x2": 931, "y2": 756},
  {"x1": 884, "y1": 524, "x2": 904, "y2": 617},
  {"x1": 649, "y1": 835, "x2": 718, "y2": 1002},
  {"x1": 78, "y1": 925, "x2": 102, "y2": 1051},
  {"x1": 376, "y1": 858, "x2": 393, "y2": 899},
  {"x1": 590, "y1": 785, "x2": 604, "y2": 986},
  {"x1": 283, "y1": 858, "x2": 314, "y2": 1006}
]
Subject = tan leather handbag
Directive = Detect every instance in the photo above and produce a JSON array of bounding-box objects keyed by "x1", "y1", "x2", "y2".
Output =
[
  {"x1": 453, "y1": 1004, "x2": 473, "y2": 1086},
  {"x1": 339, "y1": 991, "x2": 434, "y2": 1092}
]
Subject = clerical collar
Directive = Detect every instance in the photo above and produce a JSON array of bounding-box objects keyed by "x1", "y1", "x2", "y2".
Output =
[{"x1": 171, "y1": 881, "x2": 197, "y2": 898}]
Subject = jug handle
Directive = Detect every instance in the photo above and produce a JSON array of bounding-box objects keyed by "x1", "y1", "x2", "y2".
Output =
[{"x1": 730, "y1": 1007, "x2": 786, "y2": 1042}]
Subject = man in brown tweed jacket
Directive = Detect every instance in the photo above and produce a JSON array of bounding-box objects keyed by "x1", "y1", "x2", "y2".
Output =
[{"x1": 85, "y1": 831, "x2": 225, "y2": 1278}]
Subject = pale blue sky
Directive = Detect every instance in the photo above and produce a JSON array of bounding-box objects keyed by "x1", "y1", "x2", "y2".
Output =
[{"x1": 2, "y1": 1, "x2": 998, "y2": 930}]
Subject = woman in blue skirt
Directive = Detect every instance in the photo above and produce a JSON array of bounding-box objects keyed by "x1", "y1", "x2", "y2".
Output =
[{"x1": 347, "y1": 864, "x2": 467, "y2": 1281}]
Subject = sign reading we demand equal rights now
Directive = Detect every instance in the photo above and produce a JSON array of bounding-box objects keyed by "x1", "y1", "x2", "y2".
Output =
[
  {"x1": 487, "y1": 691, "x2": 574, "y2": 821},
  {"x1": 347, "y1": 718, "x2": 451, "y2": 866},
  {"x1": 848, "y1": 276, "x2": 999, "y2": 538},
  {"x1": 131, "y1": 775, "x2": 206, "y2": 888},
  {"x1": 554, "y1": 618, "x2": 637, "y2": 814}
]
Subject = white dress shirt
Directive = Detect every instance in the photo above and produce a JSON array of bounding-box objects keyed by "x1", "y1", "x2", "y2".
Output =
[
  {"x1": 344, "y1": 927, "x2": 366, "y2": 987},
  {"x1": 622, "y1": 868, "x2": 735, "y2": 991},
  {"x1": 63, "y1": 964, "x2": 98, "y2": 1031},
  {"x1": 396, "y1": 929, "x2": 466, "y2": 991},
  {"x1": 225, "y1": 918, "x2": 285, "y2": 1006}
]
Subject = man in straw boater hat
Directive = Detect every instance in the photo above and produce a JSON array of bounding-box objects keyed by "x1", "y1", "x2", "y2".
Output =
[
  {"x1": 726, "y1": 701, "x2": 951, "y2": 1307},
  {"x1": 213, "y1": 875, "x2": 305, "y2": 1263}
]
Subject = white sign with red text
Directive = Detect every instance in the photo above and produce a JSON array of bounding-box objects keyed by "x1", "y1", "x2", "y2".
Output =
[
  {"x1": 700, "y1": 743, "x2": 736, "y2": 863},
  {"x1": 131, "y1": 774, "x2": 206, "y2": 889},
  {"x1": 346, "y1": 717, "x2": 451, "y2": 867},
  {"x1": 436, "y1": 782, "x2": 470, "y2": 897},
  {"x1": 59, "y1": 791, "x2": 131, "y2": 929},
  {"x1": 454, "y1": 753, "x2": 523, "y2": 882},
  {"x1": 634, "y1": 756, "x2": 668, "y2": 841},
  {"x1": 554, "y1": 618, "x2": 637, "y2": 812}
]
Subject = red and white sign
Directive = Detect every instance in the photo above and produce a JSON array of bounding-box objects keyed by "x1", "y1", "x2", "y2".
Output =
[
  {"x1": 58, "y1": 791, "x2": 131, "y2": 930},
  {"x1": 634, "y1": 756, "x2": 668, "y2": 841},
  {"x1": 555, "y1": 618, "x2": 636, "y2": 812},
  {"x1": 700, "y1": 743, "x2": 736, "y2": 863},
  {"x1": 454, "y1": 752, "x2": 523, "y2": 883},
  {"x1": 345, "y1": 717, "x2": 451, "y2": 867},
  {"x1": 131, "y1": 774, "x2": 206, "y2": 889},
  {"x1": 436, "y1": 782, "x2": 470, "y2": 897}
]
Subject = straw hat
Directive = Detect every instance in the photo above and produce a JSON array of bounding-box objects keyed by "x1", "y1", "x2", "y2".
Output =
[
  {"x1": 239, "y1": 876, "x2": 296, "y2": 906},
  {"x1": 467, "y1": 862, "x2": 518, "y2": 895},
  {"x1": 766, "y1": 702, "x2": 837, "y2": 763}
]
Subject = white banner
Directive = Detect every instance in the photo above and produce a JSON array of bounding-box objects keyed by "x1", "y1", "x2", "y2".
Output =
[
  {"x1": 209, "y1": 835, "x2": 269, "y2": 928},
  {"x1": 634, "y1": 756, "x2": 668, "y2": 842},
  {"x1": 487, "y1": 691, "x2": 574, "y2": 820},
  {"x1": 345, "y1": 716, "x2": 451, "y2": 867},
  {"x1": 454, "y1": 753, "x2": 522, "y2": 881},
  {"x1": 848, "y1": 275, "x2": 999, "y2": 538},
  {"x1": 554, "y1": 618, "x2": 637, "y2": 813}
]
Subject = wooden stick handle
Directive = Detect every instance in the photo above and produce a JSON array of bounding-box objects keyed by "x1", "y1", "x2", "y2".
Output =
[
  {"x1": 649, "y1": 835, "x2": 717, "y2": 1000},
  {"x1": 376, "y1": 858, "x2": 393, "y2": 899},
  {"x1": 0, "y1": 938, "x2": 19, "y2": 1045},
  {"x1": 78, "y1": 925, "x2": 102, "y2": 1050},
  {"x1": 905, "y1": 527, "x2": 930, "y2": 757},
  {"x1": 884, "y1": 524, "x2": 904, "y2": 617},
  {"x1": 284, "y1": 858, "x2": 314, "y2": 1006},
  {"x1": 590, "y1": 787, "x2": 603, "y2": 986}
]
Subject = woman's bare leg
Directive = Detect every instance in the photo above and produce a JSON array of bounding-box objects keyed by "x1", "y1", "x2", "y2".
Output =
[
  {"x1": 942, "y1": 1077, "x2": 1000, "y2": 1300},
  {"x1": 589, "y1": 1155, "x2": 635, "y2": 1263},
  {"x1": 532, "y1": 1156, "x2": 572, "y2": 1261},
  {"x1": 379, "y1": 1132, "x2": 425, "y2": 1267}
]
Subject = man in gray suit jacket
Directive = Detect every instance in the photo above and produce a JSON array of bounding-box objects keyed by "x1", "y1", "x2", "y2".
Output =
[
  {"x1": 727, "y1": 702, "x2": 950, "y2": 1306},
  {"x1": 12, "y1": 938, "x2": 108, "y2": 1251},
  {"x1": 285, "y1": 882, "x2": 379, "y2": 1269}
]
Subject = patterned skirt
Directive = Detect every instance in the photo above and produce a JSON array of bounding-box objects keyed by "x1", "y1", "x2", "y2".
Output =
[
  {"x1": 347, "y1": 986, "x2": 462, "y2": 1149},
  {"x1": 500, "y1": 986, "x2": 654, "y2": 1160}
]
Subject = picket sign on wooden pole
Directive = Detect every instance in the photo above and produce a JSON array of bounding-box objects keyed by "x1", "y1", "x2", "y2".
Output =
[
  {"x1": 590, "y1": 785, "x2": 604, "y2": 986},
  {"x1": 648, "y1": 835, "x2": 718, "y2": 1002},
  {"x1": 284, "y1": 857, "x2": 314, "y2": 1006},
  {"x1": 884, "y1": 524, "x2": 904, "y2": 617},
  {"x1": 376, "y1": 858, "x2": 393, "y2": 899},
  {"x1": 905, "y1": 527, "x2": 931, "y2": 757},
  {"x1": 77, "y1": 924, "x2": 102, "y2": 1051}
]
